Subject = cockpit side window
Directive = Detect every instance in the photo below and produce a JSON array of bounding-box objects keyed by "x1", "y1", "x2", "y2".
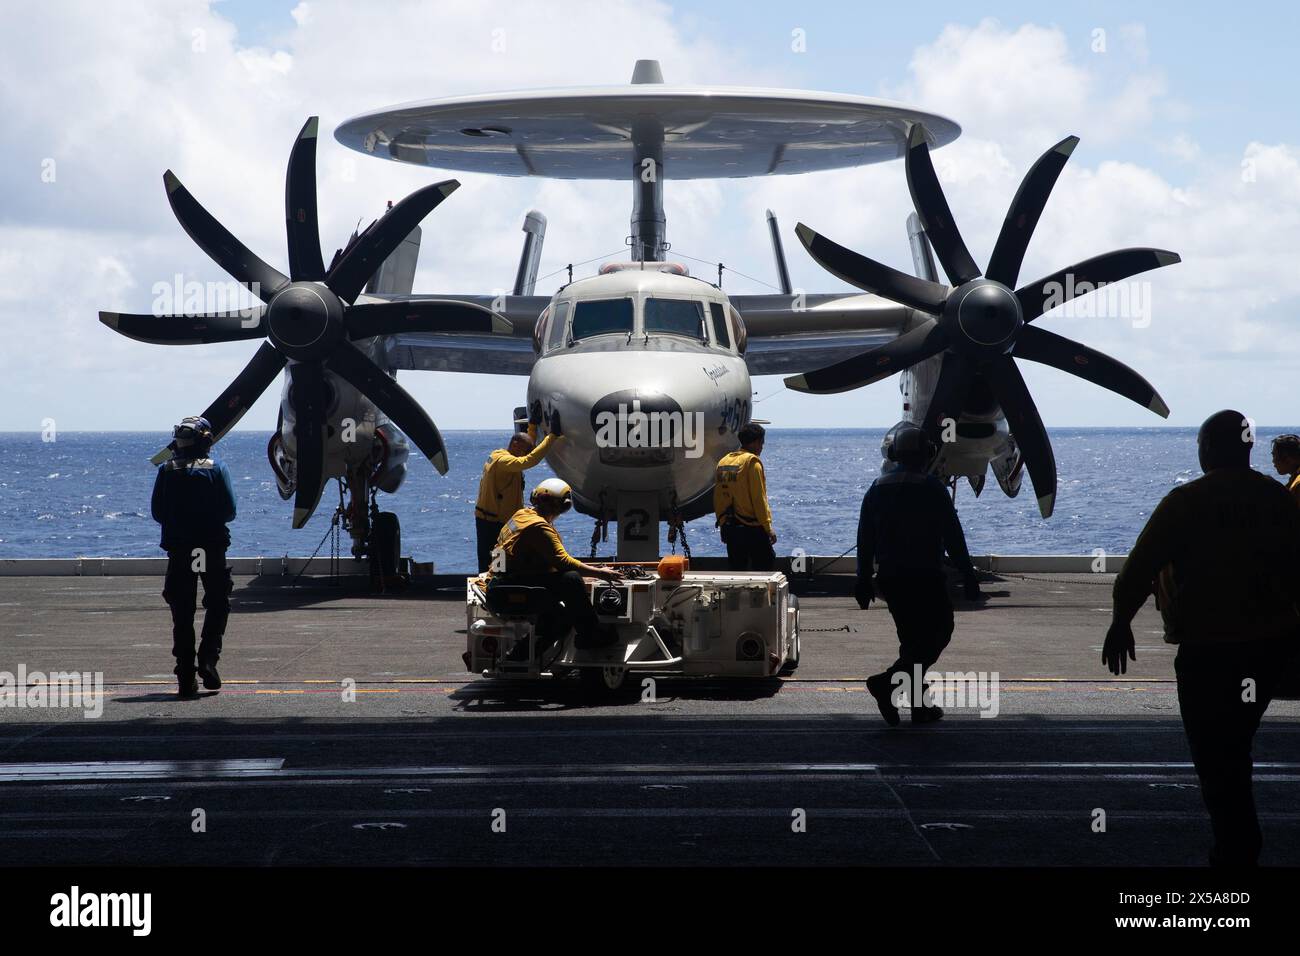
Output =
[
  {"x1": 728, "y1": 304, "x2": 747, "y2": 354},
  {"x1": 545, "y1": 301, "x2": 570, "y2": 352},
  {"x1": 570, "y1": 298, "x2": 634, "y2": 341},
  {"x1": 708, "y1": 302, "x2": 731, "y2": 350},
  {"x1": 644, "y1": 298, "x2": 706, "y2": 341}
]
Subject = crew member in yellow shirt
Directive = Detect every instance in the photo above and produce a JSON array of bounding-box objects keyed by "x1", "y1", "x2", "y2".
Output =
[
  {"x1": 475, "y1": 402, "x2": 559, "y2": 572},
  {"x1": 488, "y1": 479, "x2": 621, "y2": 652},
  {"x1": 1270, "y1": 434, "x2": 1300, "y2": 506},
  {"x1": 714, "y1": 422, "x2": 777, "y2": 571}
]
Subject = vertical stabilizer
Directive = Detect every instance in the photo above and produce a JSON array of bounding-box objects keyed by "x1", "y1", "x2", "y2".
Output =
[
  {"x1": 766, "y1": 210, "x2": 793, "y2": 295},
  {"x1": 512, "y1": 210, "x2": 547, "y2": 296},
  {"x1": 364, "y1": 206, "x2": 422, "y2": 295}
]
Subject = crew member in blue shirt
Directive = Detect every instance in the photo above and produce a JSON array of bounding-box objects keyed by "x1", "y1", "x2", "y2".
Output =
[
  {"x1": 855, "y1": 425, "x2": 981, "y2": 725},
  {"x1": 151, "y1": 416, "x2": 237, "y2": 698}
]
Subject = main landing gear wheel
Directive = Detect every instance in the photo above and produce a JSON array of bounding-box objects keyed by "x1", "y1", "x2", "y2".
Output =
[{"x1": 369, "y1": 511, "x2": 403, "y2": 592}]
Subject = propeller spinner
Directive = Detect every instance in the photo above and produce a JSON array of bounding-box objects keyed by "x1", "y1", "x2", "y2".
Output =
[
  {"x1": 786, "y1": 126, "x2": 1180, "y2": 518},
  {"x1": 100, "y1": 117, "x2": 508, "y2": 527}
]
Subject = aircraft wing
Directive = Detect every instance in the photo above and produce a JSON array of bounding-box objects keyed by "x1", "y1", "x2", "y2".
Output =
[
  {"x1": 375, "y1": 291, "x2": 914, "y2": 377},
  {"x1": 730, "y1": 293, "x2": 912, "y2": 375},
  {"x1": 375, "y1": 294, "x2": 546, "y2": 375},
  {"x1": 385, "y1": 330, "x2": 537, "y2": 374}
]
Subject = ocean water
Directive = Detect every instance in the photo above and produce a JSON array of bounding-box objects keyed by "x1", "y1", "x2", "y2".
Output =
[{"x1": 1, "y1": 428, "x2": 1293, "y2": 572}]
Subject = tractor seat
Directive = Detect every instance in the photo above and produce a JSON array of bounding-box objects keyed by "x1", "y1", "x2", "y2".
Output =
[{"x1": 486, "y1": 584, "x2": 553, "y2": 620}]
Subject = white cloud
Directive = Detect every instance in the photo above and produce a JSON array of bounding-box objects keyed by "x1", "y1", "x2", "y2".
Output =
[
  {"x1": 1, "y1": 5, "x2": 1298, "y2": 441},
  {"x1": 0, "y1": 0, "x2": 749, "y2": 433},
  {"x1": 744, "y1": 18, "x2": 1300, "y2": 429}
]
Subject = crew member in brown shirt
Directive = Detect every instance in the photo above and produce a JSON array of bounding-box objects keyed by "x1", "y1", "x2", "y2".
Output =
[{"x1": 1106, "y1": 410, "x2": 1300, "y2": 865}]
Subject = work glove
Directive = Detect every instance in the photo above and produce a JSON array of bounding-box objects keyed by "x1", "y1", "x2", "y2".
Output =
[
  {"x1": 963, "y1": 572, "x2": 982, "y2": 602},
  {"x1": 854, "y1": 578, "x2": 875, "y2": 610},
  {"x1": 528, "y1": 400, "x2": 543, "y2": 425},
  {"x1": 550, "y1": 409, "x2": 563, "y2": 437}
]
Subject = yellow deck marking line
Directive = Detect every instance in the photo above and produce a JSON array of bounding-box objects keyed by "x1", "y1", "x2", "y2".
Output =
[
  {"x1": 96, "y1": 676, "x2": 1180, "y2": 696},
  {"x1": 96, "y1": 683, "x2": 1183, "y2": 702},
  {"x1": 101, "y1": 674, "x2": 1177, "y2": 686}
]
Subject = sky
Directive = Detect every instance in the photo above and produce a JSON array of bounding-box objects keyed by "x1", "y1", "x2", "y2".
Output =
[{"x1": 2, "y1": 0, "x2": 1298, "y2": 434}]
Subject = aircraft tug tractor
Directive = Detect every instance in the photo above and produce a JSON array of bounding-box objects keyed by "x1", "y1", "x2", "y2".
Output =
[{"x1": 465, "y1": 559, "x2": 799, "y2": 696}]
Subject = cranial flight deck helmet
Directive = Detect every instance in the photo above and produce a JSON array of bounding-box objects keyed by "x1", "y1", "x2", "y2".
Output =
[
  {"x1": 171, "y1": 415, "x2": 215, "y2": 454},
  {"x1": 530, "y1": 477, "x2": 573, "y2": 513},
  {"x1": 885, "y1": 424, "x2": 936, "y2": 466}
]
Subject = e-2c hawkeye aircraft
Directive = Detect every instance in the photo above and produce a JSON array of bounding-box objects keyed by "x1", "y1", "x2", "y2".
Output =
[{"x1": 100, "y1": 60, "x2": 1180, "y2": 562}]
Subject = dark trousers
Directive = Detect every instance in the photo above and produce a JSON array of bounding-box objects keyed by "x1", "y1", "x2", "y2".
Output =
[
  {"x1": 163, "y1": 546, "x2": 231, "y2": 675},
  {"x1": 490, "y1": 570, "x2": 601, "y2": 646},
  {"x1": 721, "y1": 523, "x2": 775, "y2": 572},
  {"x1": 1175, "y1": 637, "x2": 1295, "y2": 866},
  {"x1": 476, "y1": 518, "x2": 504, "y2": 574},
  {"x1": 876, "y1": 570, "x2": 954, "y2": 706}
]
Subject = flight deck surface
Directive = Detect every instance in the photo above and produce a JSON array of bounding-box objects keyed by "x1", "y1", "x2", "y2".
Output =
[{"x1": 2, "y1": 572, "x2": 1298, "y2": 866}]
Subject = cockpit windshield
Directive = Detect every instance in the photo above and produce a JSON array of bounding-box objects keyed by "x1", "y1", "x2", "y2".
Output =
[
  {"x1": 570, "y1": 298, "x2": 634, "y2": 340},
  {"x1": 644, "y1": 298, "x2": 706, "y2": 340}
]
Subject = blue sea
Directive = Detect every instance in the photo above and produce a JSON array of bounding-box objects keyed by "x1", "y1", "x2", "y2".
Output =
[{"x1": 1, "y1": 429, "x2": 1293, "y2": 572}]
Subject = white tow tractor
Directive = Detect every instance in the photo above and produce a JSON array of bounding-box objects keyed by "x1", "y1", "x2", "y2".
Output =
[{"x1": 465, "y1": 564, "x2": 799, "y2": 696}]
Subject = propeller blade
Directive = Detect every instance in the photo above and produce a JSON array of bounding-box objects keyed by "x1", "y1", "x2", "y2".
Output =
[
  {"x1": 985, "y1": 135, "x2": 1079, "y2": 287},
  {"x1": 203, "y1": 341, "x2": 289, "y2": 442},
  {"x1": 794, "y1": 224, "x2": 948, "y2": 314},
  {"x1": 285, "y1": 116, "x2": 327, "y2": 282},
  {"x1": 984, "y1": 356, "x2": 1057, "y2": 518},
  {"x1": 289, "y1": 362, "x2": 330, "y2": 528},
  {"x1": 163, "y1": 170, "x2": 289, "y2": 303},
  {"x1": 149, "y1": 341, "x2": 286, "y2": 465},
  {"x1": 325, "y1": 340, "x2": 449, "y2": 474},
  {"x1": 1016, "y1": 248, "x2": 1182, "y2": 322},
  {"x1": 785, "y1": 319, "x2": 949, "y2": 394},
  {"x1": 920, "y1": 351, "x2": 976, "y2": 445},
  {"x1": 905, "y1": 125, "x2": 981, "y2": 286},
  {"x1": 326, "y1": 180, "x2": 460, "y2": 303},
  {"x1": 1013, "y1": 325, "x2": 1169, "y2": 418},
  {"x1": 345, "y1": 299, "x2": 512, "y2": 339},
  {"x1": 99, "y1": 307, "x2": 266, "y2": 345}
]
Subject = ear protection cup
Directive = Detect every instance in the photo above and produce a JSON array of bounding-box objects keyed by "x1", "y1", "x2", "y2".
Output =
[{"x1": 887, "y1": 425, "x2": 935, "y2": 464}]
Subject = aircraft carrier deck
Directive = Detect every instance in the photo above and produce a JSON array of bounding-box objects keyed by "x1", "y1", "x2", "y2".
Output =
[{"x1": 2, "y1": 562, "x2": 1298, "y2": 868}]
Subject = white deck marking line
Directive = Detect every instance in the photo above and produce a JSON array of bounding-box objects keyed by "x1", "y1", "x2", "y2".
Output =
[
  {"x1": 0, "y1": 759, "x2": 284, "y2": 782},
  {"x1": 5, "y1": 759, "x2": 1300, "y2": 784},
  {"x1": 9, "y1": 810, "x2": 1300, "y2": 826},
  {"x1": 0, "y1": 773, "x2": 1231, "y2": 790}
]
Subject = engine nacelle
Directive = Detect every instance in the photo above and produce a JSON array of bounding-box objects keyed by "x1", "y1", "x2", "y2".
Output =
[{"x1": 370, "y1": 422, "x2": 410, "y2": 494}]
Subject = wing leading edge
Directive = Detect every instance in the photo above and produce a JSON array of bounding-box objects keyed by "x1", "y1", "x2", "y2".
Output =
[{"x1": 377, "y1": 290, "x2": 913, "y2": 377}]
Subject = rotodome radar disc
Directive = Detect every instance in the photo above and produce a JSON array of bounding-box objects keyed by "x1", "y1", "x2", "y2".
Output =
[{"x1": 335, "y1": 85, "x2": 961, "y2": 179}]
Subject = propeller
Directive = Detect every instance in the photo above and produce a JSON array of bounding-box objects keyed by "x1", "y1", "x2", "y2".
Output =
[
  {"x1": 101, "y1": 116, "x2": 507, "y2": 527},
  {"x1": 786, "y1": 127, "x2": 1180, "y2": 518}
]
